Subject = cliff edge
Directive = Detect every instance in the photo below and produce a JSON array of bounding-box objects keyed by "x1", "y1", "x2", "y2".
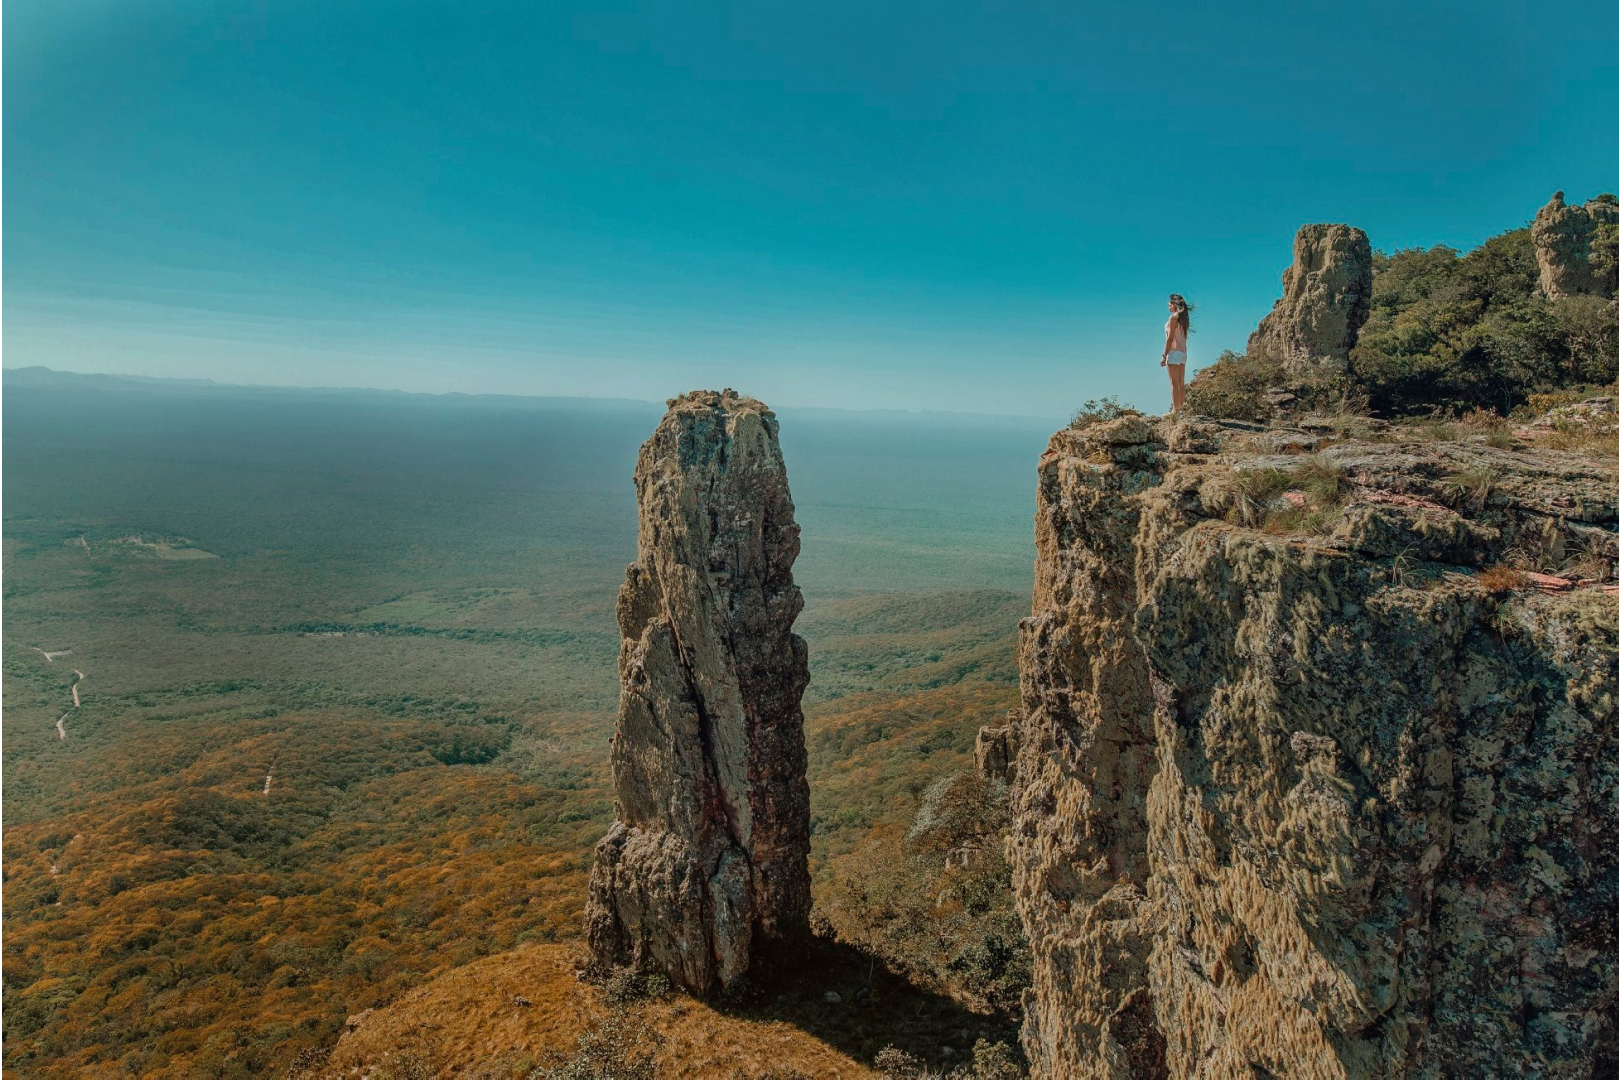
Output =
[
  {"x1": 586, "y1": 389, "x2": 812, "y2": 995},
  {"x1": 1000, "y1": 414, "x2": 1617, "y2": 1077}
]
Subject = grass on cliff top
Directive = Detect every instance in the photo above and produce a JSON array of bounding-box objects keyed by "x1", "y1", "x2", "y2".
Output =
[
  {"x1": 1438, "y1": 466, "x2": 1498, "y2": 512},
  {"x1": 1067, "y1": 395, "x2": 1141, "y2": 429},
  {"x1": 1226, "y1": 456, "x2": 1351, "y2": 536},
  {"x1": 1388, "y1": 396, "x2": 1617, "y2": 460}
]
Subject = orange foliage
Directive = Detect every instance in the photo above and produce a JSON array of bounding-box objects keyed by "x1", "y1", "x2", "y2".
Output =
[{"x1": 2, "y1": 711, "x2": 608, "y2": 1078}]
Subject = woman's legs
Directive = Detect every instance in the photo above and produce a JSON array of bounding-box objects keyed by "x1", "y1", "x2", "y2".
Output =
[{"x1": 1167, "y1": 363, "x2": 1186, "y2": 412}]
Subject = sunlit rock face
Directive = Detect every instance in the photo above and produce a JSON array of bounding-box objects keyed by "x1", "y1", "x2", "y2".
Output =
[
  {"x1": 1532, "y1": 191, "x2": 1619, "y2": 300},
  {"x1": 1247, "y1": 223, "x2": 1373, "y2": 372},
  {"x1": 585, "y1": 389, "x2": 812, "y2": 996},
  {"x1": 1008, "y1": 414, "x2": 1617, "y2": 1078}
]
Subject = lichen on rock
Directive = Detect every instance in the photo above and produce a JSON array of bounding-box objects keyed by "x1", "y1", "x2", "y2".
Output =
[
  {"x1": 1008, "y1": 415, "x2": 1617, "y2": 1077},
  {"x1": 585, "y1": 389, "x2": 812, "y2": 995},
  {"x1": 1247, "y1": 224, "x2": 1373, "y2": 371}
]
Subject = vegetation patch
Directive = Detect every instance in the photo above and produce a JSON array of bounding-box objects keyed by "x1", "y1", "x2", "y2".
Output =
[
  {"x1": 1225, "y1": 456, "x2": 1352, "y2": 536},
  {"x1": 1185, "y1": 214, "x2": 1616, "y2": 426},
  {"x1": 532, "y1": 1010, "x2": 662, "y2": 1080},
  {"x1": 815, "y1": 767, "x2": 1029, "y2": 1017},
  {"x1": 1069, "y1": 395, "x2": 1140, "y2": 429},
  {"x1": 1351, "y1": 225, "x2": 1617, "y2": 416},
  {"x1": 1439, "y1": 467, "x2": 1499, "y2": 513},
  {"x1": 874, "y1": 1038, "x2": 1024, "y2": 1079},
  {"x1": 1184, "y1": 352, "x2": 1291, "y2": 422},
  {"x1": 1476, "y1": 564, "x2": 1528, "y2": 594}
]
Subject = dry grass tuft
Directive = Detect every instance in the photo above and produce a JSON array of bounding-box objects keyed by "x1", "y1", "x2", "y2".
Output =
[
  {"x1": 1227, "y1": 457, "x2": 1352, "y2": 535},
  {"x1": 1457, "y1": 407, "x2": 1517, "y2": 448},
  {"x1": 1544, "y1": 420, "x2": 1619, "y2": 460},
  {"x1": 1069, "y1": 396, "x2": 1140, "y2": 430},
  {"x1": 1439, "y1": 467, "x2": 1498, "y2": 512},
  {"x1": 1227, "y1": 468, "x2": 1293, "y2": 527},
  {"x1": 1475, "y1": 565, "x2": 1526, "y2": 594},
  {"x1": 1291, "y1": 455, "x2": 1351, "y2": 506},
  {"x1": 1263, "y1": 506, "x2": 1339, "y2": 537},
  {"x1": 1407, "y1": 418, "x2": 1462, "y2": 443}
]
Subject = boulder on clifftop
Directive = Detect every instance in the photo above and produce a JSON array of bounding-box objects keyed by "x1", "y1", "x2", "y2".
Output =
[
  {"x1": 1247, "y1": 223, "x2": 1373, "y2": 370},
  {"x1": 585, "y1": 389, "x2": 812, "y2": 995},
  {"x1": 1531, "y1": 191, "x2": 1619, "y2": 299}
]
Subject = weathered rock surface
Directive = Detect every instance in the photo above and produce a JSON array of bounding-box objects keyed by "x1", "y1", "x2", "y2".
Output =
[
  {"x1": 974, "y1": 710, "x2": 1021, "y2": 785},
  {"x1": 585, "y1": 389, "x2": 812, "y2": 995},
  {"x1": 1531, "y1": 191, "x2": 1619, "y2": 299},
  {"x1": 1005, "y1": 415, "x2": 1617, "y2": 1078},
  {"x1": 1247, "y1": 224, "x2": 1373, "y2": 370}
]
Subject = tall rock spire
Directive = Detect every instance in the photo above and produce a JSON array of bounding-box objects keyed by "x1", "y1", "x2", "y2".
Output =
[{"x1": 585, "y1": 389, "x2": 812, "y2": 994}]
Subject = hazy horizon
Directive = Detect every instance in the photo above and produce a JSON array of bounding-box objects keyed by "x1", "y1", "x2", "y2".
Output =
[{"x1": 0, "y1": 363, "x2": 1074, "y2": 422}]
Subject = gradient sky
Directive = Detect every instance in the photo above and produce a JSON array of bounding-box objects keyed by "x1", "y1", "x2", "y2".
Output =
[{"x1": 5, "y1": 0, "x2": 1616, "y2": 417}]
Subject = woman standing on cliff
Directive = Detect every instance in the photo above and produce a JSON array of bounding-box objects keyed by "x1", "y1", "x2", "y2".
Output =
[{"x1": 1162, "y1": 294, "x2": 1190, "y2": 412}]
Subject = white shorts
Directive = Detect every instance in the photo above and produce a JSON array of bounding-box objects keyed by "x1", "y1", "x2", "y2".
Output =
[{"x1": 1165, "y1": 350, "x2": 1186, "y2": 366}]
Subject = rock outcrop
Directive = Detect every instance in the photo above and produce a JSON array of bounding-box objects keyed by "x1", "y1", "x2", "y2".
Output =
[
  {"x1": 974, "y1": 711, "x2": 1021, "y2": 785},
  {"x1": 1247, "y1": 224, "x2": 1373, "y2": 370},
  {"x1": 1531, "y1": 191, "x2": 1619, "y2": 299},
  {"x1": 585, "y1": 389, "x2": 812, "y2": 995},
  {"x1": 1003, "y1": 414, "x2": 1617, "y2": 1078}
]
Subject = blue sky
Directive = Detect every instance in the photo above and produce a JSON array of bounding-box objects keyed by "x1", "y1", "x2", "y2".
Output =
[{"x1": 5, "y1": 0, "x2": 1616, "y2": 417}]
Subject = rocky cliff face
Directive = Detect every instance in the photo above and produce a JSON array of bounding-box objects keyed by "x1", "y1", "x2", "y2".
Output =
[
  {"x1": 1247, "y1": 224, "x2": 1373, "y2": 370},
  {"x1": 1531, "y1": 191, "x2": 1619, "y2": 300},
  {"x1": 1000, "y1": 414, "x2": 1617, "y2": 1078},
  {"x1": 585, "y1": 389, "x2": 812, "y2": 995}
]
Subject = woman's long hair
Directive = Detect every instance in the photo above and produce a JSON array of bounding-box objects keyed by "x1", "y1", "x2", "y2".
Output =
[{"x1": 1169, "y1": 294, "x2": 1191, "y2": 335}]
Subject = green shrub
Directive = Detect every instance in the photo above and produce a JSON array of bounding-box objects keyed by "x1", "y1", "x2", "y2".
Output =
[
  {"x1": 599, "y1": 968, "x2": 670, "y2": 1007},
  {"x1": 873, "y1": 1039, "x2": 1026, "y2": 1079},
  {"x1": 1184, "y1": 351, "x2": 1287, "y2": 422},
  {"x1": 531, "y1": 1011, "x2": 661, "y2": 1080},
  {"x1": 961, "y1": 1040, "x2": 1024, "y2": 1080},
  {"x1": 1351, "y1": 222, "x2": 1618, "y2": 416},
  {"x1": 1069, "y1": 396, "x2": 1140, "y2": 429},
  {"x1": 1439, "y1": 467, "x2": 1498, "y2": 512},
  {"x1": 817, "y1": 771, "x2": 1029, "y2": 1016},
  {"x1": 874, "y1": 1046, "x2": 927, "y2": 1078}
]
